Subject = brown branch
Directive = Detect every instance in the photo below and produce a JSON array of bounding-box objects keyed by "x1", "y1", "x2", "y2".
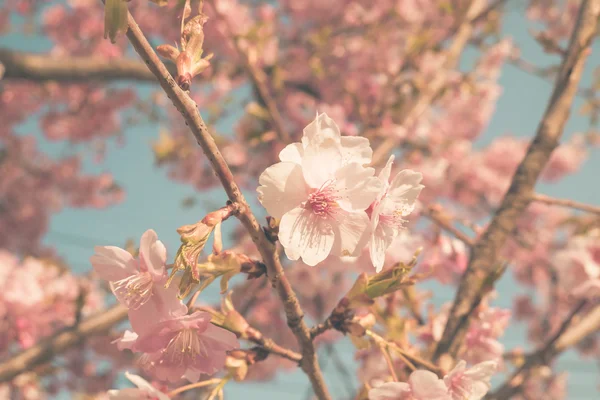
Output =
[
  {"x1": 121, "y1": 11, "x2": 330, "y2": 400},
  {"x1": 370, "y1": 0, "x2": 486, "y2": 166},
  {"x1": 0, "y1": 48, "x2": 175, "y2": 82},
  {"x1": 432, "y1": 0, "x2": 600, "y2": 363},
  {"x1": 422, "y1": 205, "x2": 475, "y2": 246},
  {"x1": 245, "y1": 327, "x2": 302, "y2": 363},
  {"x1": 0, "y1": 304, "x2": 127, "y2": 383},
  {"x1": 487, "y1": 301, "x2": 600, "y2": 399},
  {"x1": 531, "y1": 193, "x2": 600, "y2": 215}
]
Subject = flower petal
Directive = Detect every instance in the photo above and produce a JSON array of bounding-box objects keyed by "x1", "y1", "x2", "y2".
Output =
[
  {"x1": 370, "y1": 223, "x2": 395, "y2": 272},
  {"x1": 128, "y1": 282, "x2": 187, "y2": 336},
  {"x1": 139, "y1": 229, "x2": 167, "y2": 279},
  {"x1": 279, "y1": 207, "x2": 335, "y2": 266},
  {"x1": 369, "y1": 382, "x2": 411, "y2": 400},
  {"x1": 301, "y1": 138, "x2": 342, "y2": 188},
  {"x1": 257, "y1": 162, "x2": 308, "y2": 219},
  {"x1": 387, "y1": 170, "x2": 424, "y2": 216},
  {"x1": 334, "y1": 162, "x2": 382, "y2": 211},
  {"x1": 90, "y1": 246, "x2": 136, "y2": 281},
  {"x1": 409, "y1": 370, "x2": 450, "y2": 400},
  {"x1": 331, "y1": 210, "x2": 370, "y2": 258},
  {"x1": 378, "y1": 155, "x2": 395, "y2": 185},
  {"x1": 301, "y1": 112, "x2": 341, "y2": 146},
  {"x1": 340, "y1": 136, "x2": 373, "y2": 165},
  {"x1": 279, "y1": 142, "x2": 304, "y2": 163}
]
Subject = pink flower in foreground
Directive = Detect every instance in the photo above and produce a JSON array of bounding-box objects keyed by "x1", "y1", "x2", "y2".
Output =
[
  {"x1": 369, "y1": 370, "x2": 450, "y2": 400},
  {"x1": 131, "y1": 312, "x2": 238, "y2": 382},
  {"x1": 258, "y1": 113, "x2": 381, "y2": 266},
  {"x1": 108, "y1": 371, "x2": 169, "y2": 400},
  {"x1": 90, "y1": 229, "x2": 185, "y2": 310},
  {"x1": 444, "y1": 360, "x2": 497, "y2": 400},
  {"x1": 369, "y1": 156, "x2": 424, "y2": 272}
]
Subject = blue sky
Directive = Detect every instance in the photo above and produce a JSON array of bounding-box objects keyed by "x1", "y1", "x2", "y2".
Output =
[{"x1": 2, "y1": 3, "x2": 599, "y2": 399}]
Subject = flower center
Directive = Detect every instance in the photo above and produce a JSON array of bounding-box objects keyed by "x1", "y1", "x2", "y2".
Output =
[
  {"x1": 306, "y1": 182, "x2": 339, "y2": 218},
  {"x1": 379, "y1": 203, "x2": 413, "y2": 229},
  {"x1": 112, "y1": 271, "x2": 154, "y2": 310},
  {"x1": 164, "y1": 328, "x2": 207, "y2": 367}
]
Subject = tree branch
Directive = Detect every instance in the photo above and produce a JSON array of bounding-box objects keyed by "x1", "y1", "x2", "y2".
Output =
[
  {"x1": 121, "y1": 11, "x2": 331, "y2": 400},
  {"x1": 422, "y1": 205, "x2": 475, "y2": 246},
  {"x1": 245, "y1": 327, "x2": 302, "y2": 363},
  {"x1": 487, "y1": 301, "x2": 600, "y2": 399},
  {"x1": 432, "y1": 0, "x2": 600, "y2": 363},
  {"x1": 0, "y1": 48, "x2": 175, "y2": 82},
  {"x1": 531, "y1": 192, "x2": 600, "y2": 215},
  {"x1": 0, "y1": 304, "x2": 127, "y2": 383}
]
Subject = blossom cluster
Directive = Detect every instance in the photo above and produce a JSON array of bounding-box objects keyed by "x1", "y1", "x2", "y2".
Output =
[
  {"x1": 0, "y1": 251, "x2": 103, "y2": 350},
  {"x1": 370, "y1": 360, "x2": 497, "y2": 400},
  {"x1": 90, "y1": 230, "x2": 238, "y2": 384},
  {"x1": 258, "y1": 113, "x2": 424, "y2": 271}
]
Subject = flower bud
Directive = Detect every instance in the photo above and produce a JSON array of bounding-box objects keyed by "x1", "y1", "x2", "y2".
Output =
[
  {"x1": 156, "y1": 44, "x2": 180, "y2": 62},
  {"x1": 226, "y1": 355, "x2": 248, "y2": 381}
]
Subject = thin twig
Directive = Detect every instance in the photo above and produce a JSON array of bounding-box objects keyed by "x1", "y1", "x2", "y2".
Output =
[
  {"x1": 432, "y1": 0, "x2": 600, "y2": 363},
  {"x1": 531, "y1": 193, "x2": 600, "y2": 215},
  {"x1": 379, "y1": 345, "x2": 399, "y2": 381},
  {"x1": 168, "y1": 378, "x2": 221, "y2": 397},
  {"x1": 245, "y1": 327, "x2": 302, "y2": 363},
  {"x1": 121, "y1": 11, "x2": 330, "y2": 399},
  {"x1": 423, "y1": 205, "x2": 475, "y2": 246},
  {"x1": 310, "y1": 319, "x2": 333, "y2": 339},
  {"x1": 487, "y1": 301, "x2": 598, "y2": 399}
]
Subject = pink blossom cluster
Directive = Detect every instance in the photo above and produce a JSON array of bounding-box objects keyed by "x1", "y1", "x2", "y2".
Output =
[
  {"x1": 370, "y1": 360, "x2": 497, "y2": 400},
  {"x1": 0, "y1": 250, "x2": 103, "y2": 350},
  {"x1": 258, "y1": 113, "x2": 423, "y2": 271},
  {"x1": 91, "y1": 229, "x2": 238, "y2": 383}
]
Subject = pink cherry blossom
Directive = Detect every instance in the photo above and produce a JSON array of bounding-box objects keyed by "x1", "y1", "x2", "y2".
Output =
[
  {"x1": 444, "y1": 360, "x2": 497, "y2": 400},
  {"x1": 369, "y1": 370, "x2": 450, "y2": 400},
  {"x1": 257, "y1": 113, "x2": 382, "y2": 265},
  {"x1": 90, "y1": 230, "x2": 186, "y2": 313},
  {"x1": 131, "y1": 311, "x2": 238, "y2": 382},
  {"x1": 107, "y1": 372, "x2": 169, "y2": 400},
  {"x1": 553, "y1": 230, "x2": 600, "y2": 292},
  {"x1": 368, "y1": 156, "x2": 424, "y2": 272}
]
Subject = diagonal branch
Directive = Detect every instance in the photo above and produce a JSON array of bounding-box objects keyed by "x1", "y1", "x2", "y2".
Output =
[
  {"x1": 432, "y1": 0, "x2": 600, "y2": 363},
  {"x1": 0, "y1": 304, "x2": 128, "y2": 382},
  {"x1": 121, "y1": 11, "x2": 331, "y2": 400},
  {"x1": 487, "y1": 301, "x2": 600, "y2": 399}
]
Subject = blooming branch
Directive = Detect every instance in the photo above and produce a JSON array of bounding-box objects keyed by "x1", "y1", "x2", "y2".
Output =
[{"x1": 120, "y1": 10, "x2": 331, "y2": 399}]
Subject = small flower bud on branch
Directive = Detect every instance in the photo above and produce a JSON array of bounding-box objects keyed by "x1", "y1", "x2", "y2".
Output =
[{"x1": 156, "y1": 5, "x2": 213, "y2": 90}]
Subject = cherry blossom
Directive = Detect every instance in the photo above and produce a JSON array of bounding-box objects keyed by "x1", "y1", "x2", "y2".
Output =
[
  {"x1": 368, "y1": 156, "x2": 424, "y2": 272},
  {"x1": 107, "y1": 372, "x2": 169, "y2": 400},
  {"x1": 257, "y1": 113, "x2": 382, "y2": 265},
  {"x1": 369, "y1": 370, "x2": 450, "y2": 400},
  {"x1": 130, "y1": 312, "x2": 238, "y2": 382},
  {"x1": 444, "y1": 360, "x2": 497, "y2": 400},
  {"x1": 90, "y1": 230, "x2": 184, "y2": 311}
]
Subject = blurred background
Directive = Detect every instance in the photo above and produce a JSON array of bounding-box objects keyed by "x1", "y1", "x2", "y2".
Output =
[{"x1": 1, "y1": 0, "x2": 599, "y2": 399}]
